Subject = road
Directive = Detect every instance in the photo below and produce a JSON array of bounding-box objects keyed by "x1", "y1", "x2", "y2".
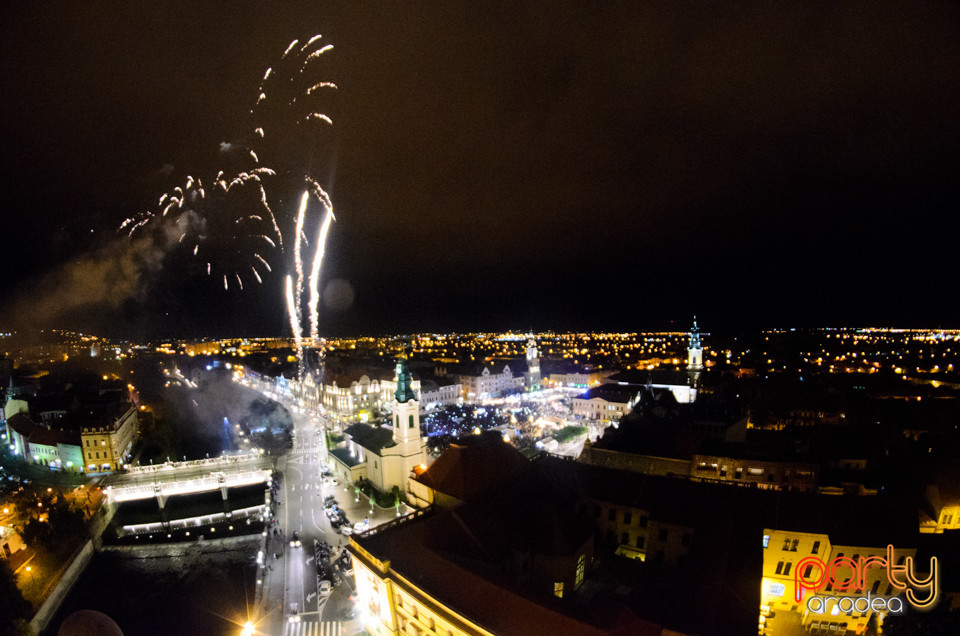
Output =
[
  {"x1": 235, "y1": 377, "x2": 418, "y2": 636},
  {"x1": 258, "y1": 407, "x2": 356, "y2": 636}
]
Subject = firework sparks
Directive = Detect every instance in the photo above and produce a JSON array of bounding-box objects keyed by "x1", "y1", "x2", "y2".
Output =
[
  {"x1": 301, "y1": 34, "x2": 322, "y2": 51},
  {"x1": 286, "y1": 274, "x2": 304, "y2": 378},
  {"x1": 293, "y1": 192, "x2": 308, "y2": 321},
  {"x1": 119, "y1": 32, "x2": 337, "y2": 305},
  {"x1": 254, "y1": 253, "x2": 271, "y2": 272},
  {"x1": 308, "y1": 204, "x2": 335, "y2": 344},
  {"x1": 307, "y1": 82, "x2": 338, "y2": 95},
  {"x1": 305, "y1": 113, "x2": 333, "y2": 125},
  {"x1": 305, "y1": 45, "x2": 334, "y2": 63}
]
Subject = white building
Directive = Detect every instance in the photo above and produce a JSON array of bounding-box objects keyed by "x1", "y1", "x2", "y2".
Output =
[
  {"x1": 572, "y1": 385, "x2": 641, "y2": 422},
  {"x1": 328, "y1": 356, "x2": 430, "y2": 497}
]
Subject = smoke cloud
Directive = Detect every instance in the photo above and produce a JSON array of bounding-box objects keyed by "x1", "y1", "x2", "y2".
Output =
[{"x1": 4, "y1": 210, "x2": 204, "y2": 329}]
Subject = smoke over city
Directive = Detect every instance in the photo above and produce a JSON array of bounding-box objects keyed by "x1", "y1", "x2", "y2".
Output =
[{"x1": 3, "y1": 211, "x2": 202, "y2": 331}]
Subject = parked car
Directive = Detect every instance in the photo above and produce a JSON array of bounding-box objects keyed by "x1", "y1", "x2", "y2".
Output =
[{"x1": 319, "y1": 579, "x2": 333, "y2": 597}]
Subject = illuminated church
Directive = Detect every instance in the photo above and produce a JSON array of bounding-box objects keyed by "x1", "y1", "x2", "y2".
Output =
[{"x1": 331, "y1": 354, "x2": 430, "y2": 497}]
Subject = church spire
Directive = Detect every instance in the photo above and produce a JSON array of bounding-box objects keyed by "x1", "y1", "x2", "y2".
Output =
[
  {"x1": 395, "y1": 353, "x2": 417, "y2": 403},
  {"x1": 689, "y1": 315, "x2": 701, "y2": 351}
]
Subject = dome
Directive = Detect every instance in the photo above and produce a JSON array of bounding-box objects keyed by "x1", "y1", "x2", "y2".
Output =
[{"x1": 57, "y1": 610, "x2": 124, "y2": 636}]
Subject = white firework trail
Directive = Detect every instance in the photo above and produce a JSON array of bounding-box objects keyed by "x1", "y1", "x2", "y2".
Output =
[
  {"x1": 293, "y1": 192, "x2": 308, "y2": 320},
  {"x1": 254, "y1": 127, "x2": 264, "y2": 138},
  {"x1": 308, "y1": 204, "x2": 335, "y2": 344},
  {"x1": 263, "y1": 67, "x2": 272, "y2": 81},
  {"x1": 305, "y1": 113, "x2": 333, "y2": 125},
  {"x1": 235, "y1": 274, "x2": 243, "y2": 290},
  {"x1": 305, "y1": 45, "x2": 333, "y2": 63},
  {"x1": 249, "y1": 150, "x2": 259, "y2": 163},
  {"x1": 259, "y1": 235, "x2": 276, "y2": 248},
  {"x1": 285, "y1": 274, "x2": 304, "y2": 379},
  {"x1": 301, "y1": 34, "x2": 322, "y2": 51},
  {"x1": 252, "y1": 267, "x2": 262, "y2": 284},
  {"x1": 193, "y1": 245, "x2": 199, "y2": 256},
  {"x1": 257, "y1": 93, "x2": 266, "y2": 104},
  {"x1": 207, "y1": 263, "x2": 211, "y2": 275},
  {"x1": 223, "y1": 275, "x2": 228, "y2": 290},
  {"x1": 307, "y1": 82, "x2": 338, "y2": 95},
  {"x1": 186, "y1": 176, "x2": 194, "y2": 189},
  {"x1": 283, "y1": 40, "x2": 299, "y2": 58},
  {"x1": 257, "y1": 184, "x2": 282, "y2": 249},
  {"x1": 158, "y1": 193, "x2": 168, "y2": 206},
  {"x1": 254, "y1": 253, "x2": 271, "y2": 272},
  {"x1": 127, "y1": 218, "x2": 150, "y2": 236},
  {"x1": 162, "y1": 200, "x2": 176, "y2": 216}
]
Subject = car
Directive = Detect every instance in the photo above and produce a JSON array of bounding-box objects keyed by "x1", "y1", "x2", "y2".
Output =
[
  {"x1": 319, "y1": 579, "x2": 333, "y2": 597},
  {"x1": 288, "y1": 603, "x2": 301, "y2": 623},
  {"x1": 353, "y1": 521, "x2": 368, "y2": 533},
  {"x1": 290, "y1": 531, "x2": 301, "y2": 548},
  {"x1": 341, "y1": 526, "x2": 353, "y2": 536}
]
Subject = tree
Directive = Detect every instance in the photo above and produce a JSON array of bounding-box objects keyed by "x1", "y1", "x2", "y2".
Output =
[{"x1": 0, "y1": 559, "x2": 31, "y2": 635}]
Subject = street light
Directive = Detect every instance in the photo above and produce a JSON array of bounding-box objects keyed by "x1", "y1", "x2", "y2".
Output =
[{"x1": 240, "y1": 621, "x2": 255, "y2": 636}]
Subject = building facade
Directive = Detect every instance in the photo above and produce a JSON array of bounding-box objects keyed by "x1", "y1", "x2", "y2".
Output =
[{"x1": 81, "y1": 405, "x2": 138, "y2": 474}]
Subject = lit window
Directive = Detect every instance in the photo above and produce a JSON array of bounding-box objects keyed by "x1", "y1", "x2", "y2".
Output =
[
  {"x1": 554, "y1": 581, "x2": 564, "y2": 598},
  {"x1": 763, "y1": 534, "x2": 770, "y2": 548}
]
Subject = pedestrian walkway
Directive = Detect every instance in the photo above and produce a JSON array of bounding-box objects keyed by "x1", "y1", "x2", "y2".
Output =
[{"x1": 283, "y1": 620, "x2": 342, "y2": 636}]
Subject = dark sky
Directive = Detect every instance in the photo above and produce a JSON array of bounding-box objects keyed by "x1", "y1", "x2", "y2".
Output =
[{"x1": 2, "y1": 2, "x2": 960, "y2": 338}]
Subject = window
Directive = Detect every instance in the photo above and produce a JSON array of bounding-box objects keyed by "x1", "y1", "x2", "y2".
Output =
[
  {"x1": 608, "y1": 509, "x2": 616, "y2": 521},
  {"x1": 636, "y1": 535, "x2": 645, "y2": 549},
  {"x1": 803, "y1": 564, "x2": 814, "y2": 578},
  {"x1": 624, "y1": 511, "x2": 632, "y2": 525},
  {"x1": 763, "y1": 534, "x2": 770, "y2": 548},
  {"x1": 575, "y1": 554, "x2": 585, "y2": 589},
  {"x1": 682, "y1": 533, "x2": 692, "y2": 547},
  {"x1": 621, "y1": 532, "x2": 629, "y2": 545},
  {"x1": 811, "y1": 541, "x2": 820, "y2": 554},
  {"x1": 782, "y1": 539, "x2": 791, "y2": 551},
  {"x1": 554, "y1": 582, "x2": 564, "y2": 598},
  {"x1": 409, "y1": 414, "x2": 414, "y2": 429},
  {"x1": 945, "y1": 514, "x2": 953, "y2": 525},
  {"x1": 791, "y1": 540, "x2": 799, "y2": 552},
  {"x1": 638, "y1": 516, "x2": 648, "y2": 528},
  {"x1": 783, "y1": 563, "x2": 792, "y2": 576},
  {"x1": 776, "y1": 561, "x2": 784, "y2": 575}
]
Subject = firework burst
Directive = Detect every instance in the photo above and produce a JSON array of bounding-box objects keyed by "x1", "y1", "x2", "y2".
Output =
[{"x1": 121, "y1": 34, "x2": 338, "y2": 292}]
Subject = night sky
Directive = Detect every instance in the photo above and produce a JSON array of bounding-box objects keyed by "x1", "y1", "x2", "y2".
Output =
[{"x1": 2, "y1": 2, "x2": 960, "y2": 338}]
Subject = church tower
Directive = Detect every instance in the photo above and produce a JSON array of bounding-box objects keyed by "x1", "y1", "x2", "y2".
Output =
[
  {"x1": 525, "y1": 337, "x2": 541, "y2": 391},
  {"x1": 392, "y1": 352, "x2": 420, "y2": 445},
  {"x1": 687, "y1": 316, "x2": 703, "y2": 386}
]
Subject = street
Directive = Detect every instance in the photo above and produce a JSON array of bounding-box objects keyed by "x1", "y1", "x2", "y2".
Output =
[{"x1": 253, "y1": 397, "x2": 411, "y2": 636}]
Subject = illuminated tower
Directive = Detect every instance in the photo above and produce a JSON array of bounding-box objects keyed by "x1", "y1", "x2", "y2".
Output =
[
  {"x1": 393, "y1": 352, "x2": 420, "y2": 444},
  {"x1": 688, "y1": 317, "x2": 703, "y2": 387},
  {"x1": 525, "y1": 337, "x2": 541, "y2": 391}
]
